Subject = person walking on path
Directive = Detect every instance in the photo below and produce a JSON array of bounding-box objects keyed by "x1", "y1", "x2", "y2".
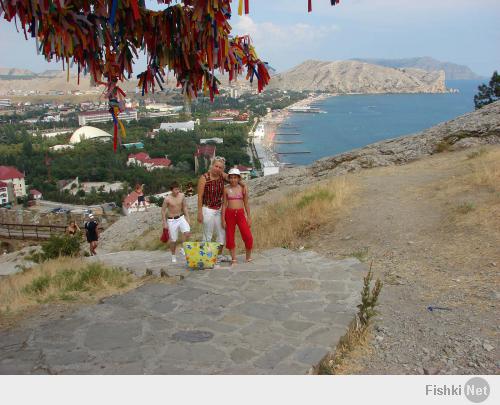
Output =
[
  {"x1": 222, "y1": 168, "x2": 253, "y2": 264},
  {"x1": 84, "y1": 214, "x2": 99, "y2": 256},
  {"x1": 197, "y1": 157, "x2": 246, "y2": 260},
  {"x1": 162, "y1": 182, "x2": 191, "y2": 263},
  {"x1": 135, "y1": 183, "x2": 147, "y2": 211}
]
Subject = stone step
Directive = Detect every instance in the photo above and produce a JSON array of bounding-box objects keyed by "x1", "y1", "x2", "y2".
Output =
[{"x1": 0, "y1": 248, "x2": 367, "y2": 374}]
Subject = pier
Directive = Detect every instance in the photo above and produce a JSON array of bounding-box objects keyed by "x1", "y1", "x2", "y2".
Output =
[
  {"x1": 273, "y1": 141, "x2": 303, "y2": 144},
  {"x1": 276, "y1": 151, "x2": 311, "y2": 155},
  {"x1": 275, "y1": 132, "x2": 301, "y2": 136}
]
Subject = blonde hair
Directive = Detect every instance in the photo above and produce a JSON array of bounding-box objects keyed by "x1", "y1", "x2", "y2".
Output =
[{"x1": 213, "y1": 157, "x2": 226, "y2": 167}]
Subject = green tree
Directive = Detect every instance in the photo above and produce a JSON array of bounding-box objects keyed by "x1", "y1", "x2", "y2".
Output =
[{"x1": 474, "y1": 71, "x2": 500, "y2": 109}]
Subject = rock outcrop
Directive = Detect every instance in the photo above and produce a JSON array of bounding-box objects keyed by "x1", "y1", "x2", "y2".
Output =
[
  {"x1": 268, "y1": 60, "x2": 447, "y2": 94},
  {"x1": 250, "y1": 101, "x2": 500, "y2": 196}
]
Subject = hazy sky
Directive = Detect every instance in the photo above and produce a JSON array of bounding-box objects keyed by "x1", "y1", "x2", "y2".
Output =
[{"x1": 0, "y1": 0, "x2": 498, "y2": 76}]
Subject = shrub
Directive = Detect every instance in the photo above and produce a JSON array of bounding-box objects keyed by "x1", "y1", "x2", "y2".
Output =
[{"x1": 30, "y1": 234, "x2": 81, "y2": 263}]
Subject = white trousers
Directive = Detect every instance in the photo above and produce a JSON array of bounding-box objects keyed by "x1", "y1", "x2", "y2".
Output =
[
  {"x1": 167, "y1": 216, "x2": 190, "y2": 242},
  {"x1": 202, "y1": 206, "x2": 225, "y2": 244}
]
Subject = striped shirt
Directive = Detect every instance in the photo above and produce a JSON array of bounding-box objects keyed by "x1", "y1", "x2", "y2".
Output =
[{"x1": 202, "y1": 172, "x2": 225, "y2": 209}]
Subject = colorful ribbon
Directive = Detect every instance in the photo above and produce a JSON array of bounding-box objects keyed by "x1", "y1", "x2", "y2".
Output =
[{"x1": 0, "y1": 0, "x2": 340, "y2": 151}]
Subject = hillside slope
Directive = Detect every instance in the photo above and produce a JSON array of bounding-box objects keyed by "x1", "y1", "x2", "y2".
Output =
[{"x1": 268, "y1": 60, "x2": 447, "y2": 93}]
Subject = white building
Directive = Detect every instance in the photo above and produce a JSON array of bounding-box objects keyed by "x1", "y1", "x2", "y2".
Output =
[
  {"x1": 145, "y1": 103, "x2": 183, "y2": 113},
  {"x1": 78, "y1": 109, "x2": 138, "y2": 126},
  {"x1": 32, "y1": 129, "x2": 73, "y2": 138},
  {"x1": 200, "y1": 138, "x2": 223, "y2": 144},
  {"x1": 253, "y1": 123, "x2": 265, "y2": 140},
  {"x1": 0, "y1": 166, "x2": 26, "y2": 198},
  {"x1": 76, "y1": 182, "x2": 124, "y2": 195},
  {"x1": 122, "y1": 191, "x2": 151, "y2": 215},
  {"x1": 50, "y1": 144, "x2": 75, "y2": 152},
  {"x1": 153, "y1": 121, "x2": 196, "y2": 133},
  {"x1": 69, "y1": 126, "x2": 112, "y2": 144},
  {"x1": 0, "y1": 181, "x2": 12, "y2": 205},
  {"x1": 0, "y1": 99, "x2": 11, "y2": 109}
]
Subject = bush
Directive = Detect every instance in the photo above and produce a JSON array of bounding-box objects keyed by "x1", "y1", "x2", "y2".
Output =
[{"x1": 30, "y1": 234, "x2": 81, "y2": 263}]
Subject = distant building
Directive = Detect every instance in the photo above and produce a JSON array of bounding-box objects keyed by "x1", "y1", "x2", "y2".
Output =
[
  {"x1": 78, "y1": 109, "x2": 138, "y2": 126},
  {"x1": 0, "y1": 99, "x2": 12, "y2": 109},
  {"x1": 0, "y1": 166, "x2": 26, "y2": 198},
  {"x1": 194, "y1": 145, "x2": 216, "y2": 174},
  {"x1": 122, "y1": 191, "x2": 150, "y2": 215},
  {"x1": 253, "y1": 123, "x2": 265, "y2": 139},
  {"x1": 77, "y1": 182, "x2": 124, "y2": 195},
  {"x1": 69, "y1": 126, "x2": 112, "y2": 144},
  {"x1": 41, "y1": 114, "x2": 61, "y2": 123},
  {"x1": 200, "y1": 138, "x2": 223, "y2": 145},
  {"x1": 32, "y1": 129, "x2": 74, "y2": 138},
  {"x1": 0, "y1": 181, "x2": 13, "y2": 205},
  {"x1": 207, "y1": 116, "x2": 234, "y2": 123},
  {"x1": 122, "y1": 142, "x2": 144, "y2": 150},
  {"x1": 127, "y1": 152, "x2": 172, "y2": 171},
  {"x1": 153, "y1": 121, "x2": 196, "y2": 133},
  {"x1": 50, "y1": 144, "x2": 75, "y2": 152},
  {"x1": 29, "y1": 189, "x2": 42, "y2": 200},
  {"x1": 145, "y1": 103, "x2": 183, "y2": 113}
]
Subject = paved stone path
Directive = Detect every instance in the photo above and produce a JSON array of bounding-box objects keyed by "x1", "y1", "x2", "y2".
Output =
[{"x1": 0, "y1": 248, "x2": 365, "y2": 374}]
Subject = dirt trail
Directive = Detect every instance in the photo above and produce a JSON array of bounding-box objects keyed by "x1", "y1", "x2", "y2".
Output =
[{"x1": 306, "y1": 146, "x2": 499, "y2": 374}]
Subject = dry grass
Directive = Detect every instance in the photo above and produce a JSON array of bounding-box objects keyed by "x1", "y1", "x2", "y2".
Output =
[
  {"x1": 0, "y1": 257, "x2": 142, "y2": 327},
  {"x1": 315, "y1": 319, "x2": 373, "y2": 375},
  {"x1": 438, "y1": 146, "x2": 500, "y2": 227},
  {"x1": 251, "y1": 177, "x2": 354, "y2": 251}
]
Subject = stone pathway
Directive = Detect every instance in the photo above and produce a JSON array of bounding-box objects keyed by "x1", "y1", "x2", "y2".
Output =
[{"x1": 0, "y1": 248, "x2": 365, "y2": 374}]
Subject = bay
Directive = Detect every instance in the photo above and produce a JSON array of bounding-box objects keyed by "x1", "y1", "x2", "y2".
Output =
[{"x1": 275, "y1": 80, "x2": 484, "y2": 165}]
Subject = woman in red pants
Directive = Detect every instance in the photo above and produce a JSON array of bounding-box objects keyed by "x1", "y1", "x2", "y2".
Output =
[{"x1": 221, "y1": 168, "x2": 253, "y2": 264}]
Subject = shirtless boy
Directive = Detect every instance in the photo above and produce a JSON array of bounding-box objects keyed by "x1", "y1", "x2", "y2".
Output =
[{"x1": 161, "y1": 182, "x2": 191, "y2": 263}]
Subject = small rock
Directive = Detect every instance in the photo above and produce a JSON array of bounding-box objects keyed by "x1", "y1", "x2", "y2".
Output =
[
  {"x1": 483, "y1": 343, "x2": 494, "y2": 352},
  {"x1": 340, "y1": 235, "x2": 352, "y2": 241},
  {"x1": 490, "y1": 262, "x2": 497, "y2": 267},
  {"x1": 422, "y1": 347, "x2": 429, "y2": 355},
  {"x1": 407, "y1": 241, "x2": 415, "y2": 245},
  {"x1": 375, "y1": 335, "x2": 384, "y2": 343}
]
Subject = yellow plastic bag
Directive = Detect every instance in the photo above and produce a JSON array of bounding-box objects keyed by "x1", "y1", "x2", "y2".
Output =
[{"x1": 182, "y1": 242, "x2": 222, "y2": 270}]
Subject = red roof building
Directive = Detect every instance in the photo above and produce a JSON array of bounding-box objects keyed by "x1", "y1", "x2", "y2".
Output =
[
  {"x1": 0, "y1": 166, "x2": 24, "y2": 180},
  {"x1": 127, "y1": 152, "x2": 171, "y2": 171},
  {"x1": 29, "y1": 189, "x2": 42, "y2": 200},
  {"x1": 0, "y1": 165, "x2": 26, "y2": 198}
]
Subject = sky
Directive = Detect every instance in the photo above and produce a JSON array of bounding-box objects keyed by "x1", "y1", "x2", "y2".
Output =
[{"x1": 0, "y1": 0, "x2": 499, "y2": 77}]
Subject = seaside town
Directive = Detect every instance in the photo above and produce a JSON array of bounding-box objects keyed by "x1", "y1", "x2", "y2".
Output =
[{"x1": 0, "y1": 82, "x2": 325, "y2": 218}]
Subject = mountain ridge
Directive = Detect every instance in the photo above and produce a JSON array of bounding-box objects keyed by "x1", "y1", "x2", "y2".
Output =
[{"x1": 269, "y1": 60, "x2": 447, "y2": 94}]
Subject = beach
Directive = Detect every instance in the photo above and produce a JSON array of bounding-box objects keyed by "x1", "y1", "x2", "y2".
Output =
[{"x1": 254, "y1": 93, "x2": 333, "y2": 169}]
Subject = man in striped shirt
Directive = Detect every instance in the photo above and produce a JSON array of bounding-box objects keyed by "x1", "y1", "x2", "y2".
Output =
[{"x1": 197, "y1": 157, "x2": 246, "y2": 258}]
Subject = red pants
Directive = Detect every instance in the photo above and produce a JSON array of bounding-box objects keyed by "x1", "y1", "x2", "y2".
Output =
[{"x1": 225, "y1": 208, "x2": 253, "y2": 250}]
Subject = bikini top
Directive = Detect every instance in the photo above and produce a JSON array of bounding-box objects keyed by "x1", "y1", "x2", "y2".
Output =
[{"x1": 227, "y1": 187, "x2": 244, "y2": 201}]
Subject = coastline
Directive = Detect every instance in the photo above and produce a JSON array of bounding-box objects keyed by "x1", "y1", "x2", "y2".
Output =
[{"x1": 259, "y1": 93, "x2": 334, "y2": 167}]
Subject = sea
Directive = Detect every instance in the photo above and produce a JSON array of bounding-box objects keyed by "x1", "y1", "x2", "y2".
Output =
[{"x1": 274, "y1": 80, "x2": 484, "y2": 166}]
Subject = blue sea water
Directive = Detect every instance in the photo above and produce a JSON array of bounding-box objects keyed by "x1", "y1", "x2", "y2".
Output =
[{"x1": 275, "y1": 80, "x2": 483, "y2": 165}]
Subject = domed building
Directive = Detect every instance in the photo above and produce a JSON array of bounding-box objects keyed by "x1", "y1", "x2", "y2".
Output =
[{"x1": 69, "y1": 126, "x2": 112, "y2": 144}]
